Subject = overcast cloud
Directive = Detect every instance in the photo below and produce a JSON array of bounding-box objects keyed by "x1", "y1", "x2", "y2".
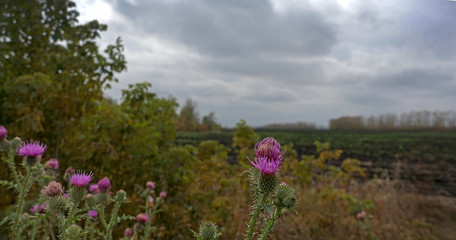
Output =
[{"x1": 75, "y1": 0, "x2": 456, "y2": 127}]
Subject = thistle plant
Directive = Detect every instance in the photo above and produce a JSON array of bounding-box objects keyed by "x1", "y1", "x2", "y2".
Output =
[
  {"x1": 0, "y1": 126, "x2": 49, "y2": 239},
  {"x1": 193, "y1": 137, "x2": 297, "y2": 240},
  {"x1": 243, "y1": 137, "x2": 297, "y2": 240},
  {"x1": 126, "y1": 181, "x2": 167, "y2": 240}
]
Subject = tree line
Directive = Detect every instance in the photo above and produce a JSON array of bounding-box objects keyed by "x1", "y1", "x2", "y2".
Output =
[{"x1": 329, "y1": 110, "x2": 456, "y2": 130}]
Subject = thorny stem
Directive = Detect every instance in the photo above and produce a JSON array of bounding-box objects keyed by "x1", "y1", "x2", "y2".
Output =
[
  {"x1": 107, "y1": 200, "x2": 123, "y2": 240},
  {"x1": 259, "y1": 207, "x2": 281, "y2": 240},
  {"x1": 245, "y1": 194, "x2": 268, "y2": 240},
  {"x1": 61, "y1": 202, "x2": 78, "y2": 239},
  {"x1": 12, "y1": 165, "x2": 32, "y2": 240}
]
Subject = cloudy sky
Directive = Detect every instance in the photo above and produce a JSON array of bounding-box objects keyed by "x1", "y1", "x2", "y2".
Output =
[{"x1": 74, "y1": 0, "x2": 456, "y2": 127}]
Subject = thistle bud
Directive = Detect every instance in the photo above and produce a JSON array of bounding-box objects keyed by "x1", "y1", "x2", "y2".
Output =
[
  {"x1": 47, "y1": 197, "x2": 67, "y2": 214},
  {"x1": 194, "y1": 221, "x2": 222, "y2": 240},
  {"x1": 88, "y1": 210, "x2": 98, "y2": 218},
  {"x1": 136, "y1": 213, "x2": 149, "y2": 224},
  {"x1": 85, "y1": 194, "x2": 96, "y2": 207},
  {"x1": 259, "y1": 174, "x2": 279, "y2": 194},
  {"x1": 134, "y1": 222, "x2": 144, "y2": 233},
  {"x1": 97, "y1": 177, "x2": 111, "y2": 192},
  {"x1": 124, "y1": 228, "x2": 132, "y2": 237},
  {"x1": 0, "y1": 126, "x2": 7, "y2": 140},
  {"x1": 66, "y1": 225, "x2": 82, "y2": 240},
  {"x1": 89, "y1": 184, "x2": 100, "y2": 194},
  {"x1": 96, "y1": 192, "x2": 109, "y2": 204},
  {"x1": 11, "y1": 137, "x2": 22, "y2": 149},
  {"x1": 146, "y1": 181, "x2": 155, "y2": 190},
  {"x1": 116, "y1": 189, "x2": 127, "y2": 202},
  {"x1": 45, "y1": 158, "x2": 59, "y2": 170},
  {"x1": 69, "y1": 187, "x2": 87, "y2": 204},
  {"x1": 159, "y1": 191, "x2": 167, "y2": 199},
  {"x1": 274, "y1": 184, "x2": 296, "y2": 210}
]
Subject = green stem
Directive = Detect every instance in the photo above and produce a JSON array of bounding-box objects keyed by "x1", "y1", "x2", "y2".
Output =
[
  {"x1": 4, "y1": 149, "x2": 20, "y2": 186},
  {"x1": 245, "y1": 194, "x2": 267, "y2": 240},
  {"x1": 107, "y1": 200, "x2": 123, "y2": 240},
  {"x1": 30, "y1": 217, "x2": 39, "y2": 240},
  {"x1": 61, "y1": 202, "x2": 78, "y2": 239},
  {"x1": 259, "y1": 207, "x2": 281, "y2": 240},
  {"x1": 99, "y1": 205, "x2": 109, "y2": 231},
  {"x1": 12, "y1": 165, "x2": 32, "y2": 240}
]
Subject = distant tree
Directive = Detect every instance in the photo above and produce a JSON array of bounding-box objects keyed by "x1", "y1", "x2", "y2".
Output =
[
  {"x1": 200, "y1": 112, "x2": 221, "y2": 131},
  {"x1": 176, "y1": 98, "x2": 200, "y2": 131},
  {"x1": 0, "y1": 0, "x2": 126, "y2": 157}
]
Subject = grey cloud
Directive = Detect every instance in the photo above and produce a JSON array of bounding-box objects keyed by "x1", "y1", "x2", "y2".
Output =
[
  {"x1": 94, "y1": 0, "x2": 456, "y2": 127},
  {"x1": 110, "y1": 0, "x2": 337, "y2": 58}
]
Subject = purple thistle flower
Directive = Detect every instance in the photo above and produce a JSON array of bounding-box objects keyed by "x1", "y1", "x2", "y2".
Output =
[
  {"x1": 0, "y1": 126, "x2": 7, "y2": 140},
  {"x1": 250, "y1": 156, "x2": 281, "y2": 175},
  {"x1": 17, "y1": 140, "x2": 47, "y2": 157},
  {"x1": 254, "y1": 137, "x2": 284, "y2": 164},
  {"x1": 146, "y1": 181, "x2": 155, "y2": 190},
  {"x1": 69, "y1": 170, "x2": 94, "y2": 187},
  {"x1": 124, "y1": 228, "x2": 132, "y2": 237},
  {"x1": 39, "y1": 203, "x2": 46, "y2": 214},
  {"x1": 136, "y1": 213, "x2": 149, "y2": 223},
  {"x1": 160, "y1": 191, "x2": 167, "y2": 199},
  {"x1": 88, "y1": 210, "x2": 98, "y2": 218},
  {"x1": 63, "y1": 193, "x2": 69, "y2": 198},
  {"x1": 45, "y1": 158, "x2": 59, "y2": 170},
  {"x1": 30, "y1": 204, "x2": 38, "y2": 214},
  {"x1": 97, "y1": 177, "x2": 111, "y2": 192},
  {"x1": 89, "y1": 184, "x2": 99, "y2": 193}
]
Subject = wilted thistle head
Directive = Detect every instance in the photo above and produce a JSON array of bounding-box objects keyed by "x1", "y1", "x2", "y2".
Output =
[
  {"x1": 160, "y1": 191, "x2": 167, "y2": 199},
  {"x1": 136, "y1": 213, "x2": 149, "y2": 223},
  {"x1": 124, "y1": 228, "x2": 132, "y2": 237},
  {"x1": 69, "y1": 170, "x2": 94, "y2": 187},
  {"x1": 88, "y1": 210, "x2": 98, "y2": 218},
  {"x1": 45, "y1": 158, "x2": 59, "y2": 170},
  {"x1": 146, "y1": 181, "x2": 155, "y2": 190},
  {"x1": 0, "y1": 126, "x2": 7, "y2": 140},
  {"x1": 65, "y1": 167, "x2": 75, "y2": 175},
  {"x1": 17, "y1": 140, "x2": 47, "y2": 165},
  {"x1": 194, "y1": 221, "x2": 222, "y2": 240},
  {"x1": 97, "y1": 177, "x2": 111, "y2": 192},
  {"x1": 43, "y1": 181, "x2": 64, "y2": 197},
  {"x1": 254, "y1": 137, "x2": 284, "y2": 163}
]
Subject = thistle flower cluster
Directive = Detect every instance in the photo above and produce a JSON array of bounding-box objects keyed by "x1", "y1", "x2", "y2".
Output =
[
  {"x1": 124, "y1": 180, "x2": 167, "y2": 239},
  {"x1": 0, "y1": 127, "x2": 157, "y2": 240}
]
